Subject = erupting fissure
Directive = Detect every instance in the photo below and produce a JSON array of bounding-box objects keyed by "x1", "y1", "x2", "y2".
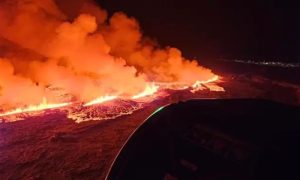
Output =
[
  {"x1": 83, "y1": 95, "x2": 118, "y2": 107},
  {"x1": 0, "y1": 97, "x2": 72, "y2": 117},
  {"x1": 0, "y1": 0, "x2": 224, "y2": 121}
]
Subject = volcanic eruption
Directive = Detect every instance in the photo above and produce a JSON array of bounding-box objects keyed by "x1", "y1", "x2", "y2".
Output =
[{"x1": 0, "y1": 0, "x2": 223, "y2": 122}]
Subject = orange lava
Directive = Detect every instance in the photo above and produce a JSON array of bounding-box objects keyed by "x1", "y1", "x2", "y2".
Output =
[
  {"x1": 131, "y1": 83, "x2": 160, "y2": 100},
  {"x1": 191, "y1": 76, "x2": 224, "y2": 93},
  {"x1": 83, "y1": 95, "x2": 118, "y2": 107},
  {"x1": 0, "y1": 97, "x2": 72, "y2": 117}
]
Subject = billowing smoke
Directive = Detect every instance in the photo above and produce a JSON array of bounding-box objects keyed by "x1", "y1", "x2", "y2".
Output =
[{"x1": 0, "y1": 0, "x2": 216, "y2": 109}]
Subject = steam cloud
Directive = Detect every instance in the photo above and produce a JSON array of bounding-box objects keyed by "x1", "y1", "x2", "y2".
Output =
[{"x1": 0, "y1": 0, "x2": 216, "y2": 109}]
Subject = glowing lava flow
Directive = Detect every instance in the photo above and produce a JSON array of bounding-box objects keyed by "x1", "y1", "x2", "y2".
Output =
[
  {"x1": 191, "y1": 75, "x2": 224, "y2": 92},
  {"x1": 0, "y1": 76, "x2": 223, "y2": 120},
  {"x1": 0, "y1": 97, "x2": 72, "y2": 117},
  {"x1": 82, "y1": 83, "x2": 160, "y2": 107},
  {"x1": 83, "y1": 95, "x2": 118, "y2": 107},
  {"x1": 131, "y1": 83, "x2": 160, "y2": 99},
  {"x1": 192, "y1": 75, "x2": 220, "y2": 88}
]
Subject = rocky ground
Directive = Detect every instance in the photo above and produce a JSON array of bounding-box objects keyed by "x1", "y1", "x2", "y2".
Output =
[{"x1": 0, "y1": 74, "x2": 299, "y2": 180}]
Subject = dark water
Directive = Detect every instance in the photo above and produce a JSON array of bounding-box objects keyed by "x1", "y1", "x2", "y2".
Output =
[{"x1": 202, "y1": 59, "x2": 300, "y2": 85}]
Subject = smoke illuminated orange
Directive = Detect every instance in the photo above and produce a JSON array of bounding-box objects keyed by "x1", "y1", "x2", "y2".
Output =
[{"x1": 0, "y1": 0, "x2": 224, "y2": 121}]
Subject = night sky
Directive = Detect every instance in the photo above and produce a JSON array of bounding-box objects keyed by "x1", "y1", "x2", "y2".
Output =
[{"x1": 98, "y1": 0, "x2": 300, "y2": 62}]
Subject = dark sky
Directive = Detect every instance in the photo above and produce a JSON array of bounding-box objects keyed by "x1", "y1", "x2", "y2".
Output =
[{"x1": 97, "y1": 0, "x2": 300, "y2": 62}]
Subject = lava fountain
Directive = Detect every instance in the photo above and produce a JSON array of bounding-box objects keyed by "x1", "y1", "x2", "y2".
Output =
[{"x1": 0, "y1": 0, "x2": 224, "y2": 123}]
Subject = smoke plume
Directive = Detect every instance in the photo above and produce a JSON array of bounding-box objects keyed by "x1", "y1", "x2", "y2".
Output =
[{"x1": 0, "y1": 0, "x2": 216, "y2": 109}]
